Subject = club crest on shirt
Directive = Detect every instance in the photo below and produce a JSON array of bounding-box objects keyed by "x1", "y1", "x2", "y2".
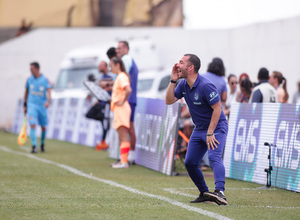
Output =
[
  {"x1": 194, "y1": 92, "x2": 199, "y2": 100},
  {"x1": 39, "y1": 86, "x2": 44, "y2": 91},
  {"x1": 30, "y1": 84, "x2": 34, "y2": 90},
  {"x1": 193, "y1": 92, "x2": 201, "y2": 105}
]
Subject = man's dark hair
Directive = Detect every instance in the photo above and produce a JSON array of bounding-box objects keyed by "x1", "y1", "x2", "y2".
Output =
[
  {"x1": 258, "y1": 67, "x2": 269, "y2": 80},
  {"x1": 119, "y1": 41, "x2": 129, "y2": 50},
  {"x1": 184, "y1": 53, "x2": 201, "y2": 73},
  {"x1": 30, "y1": 62, "x2": 40, "y2": 69},
  {"x1": 207, "y1": 57, "x2": 225, "y2": 76},
  {"x1": 106, "y1": 47, "x2": 117, "y2": 59}
]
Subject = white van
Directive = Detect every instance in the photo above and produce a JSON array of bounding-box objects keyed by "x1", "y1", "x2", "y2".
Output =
[
  {"x1": 52, "y1": 44, "x2": 109, "y2": 99},
  {"x1": 137, "y1": 68, "x2": 171, "y2": 99},
  {"x1": 52, "y1": 39, "x2": 165, "y2": 99}
]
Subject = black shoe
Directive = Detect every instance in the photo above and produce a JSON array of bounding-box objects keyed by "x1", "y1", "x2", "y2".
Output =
[
  {"x1": 204, "y1": 190, "x2": 227, "y2": 206},
  {"x1": 190, "y1": 192, "x2": 213, "y2": 203},
  {"x1": 128, "y1": 160, "x2": 136, "y2": 166},
  {"x1": 40, "y1": 144, "x2": 45, "y2": 152},
  {"x1": 31, "y1": 146, "x2": 37, "y2": 153}
]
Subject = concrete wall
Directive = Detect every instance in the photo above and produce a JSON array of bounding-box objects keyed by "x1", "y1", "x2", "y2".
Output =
[{"x1": 0, "y1": 16, "x2": 299, "y2": 129}]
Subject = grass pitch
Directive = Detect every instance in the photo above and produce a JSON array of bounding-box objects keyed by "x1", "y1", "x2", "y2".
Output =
[{"x1": 0, "y1": 131, "x2": 299, "y2": 220}]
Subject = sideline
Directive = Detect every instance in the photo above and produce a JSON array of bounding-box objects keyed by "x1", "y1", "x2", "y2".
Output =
[
  {"x1": 0, "y1": 145, "x2": 232, "y2": 220},
  {"x1": 163, "y1": 188, "x2": 300, "y2": 209},
  {"x1": 163, "y1": 187, "x2": 277, "y2": 198}
]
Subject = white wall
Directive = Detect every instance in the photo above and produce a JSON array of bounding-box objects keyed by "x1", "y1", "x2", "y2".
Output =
[{"x1": 1, "y1": 16, "x2": 300, "y2": 129}]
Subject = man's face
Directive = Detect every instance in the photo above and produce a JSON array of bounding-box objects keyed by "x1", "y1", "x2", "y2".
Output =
[
  {"x1": 98, "y1": 62, "x2": 106, "y2": 73},
  {"x1": 116, "y1": 42, "x2": 128, "y2": 58},
  {"x1": 177, "y1": 56, "x2": 192, "y2": 79},
  {"x1": 30, "y1": 65, "x2": 38, "y2": 75}
]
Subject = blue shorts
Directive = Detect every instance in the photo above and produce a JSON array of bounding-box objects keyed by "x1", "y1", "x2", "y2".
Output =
[
  {"x1": 129, "y1": 103, "x2": 136, "y2": 122},
  {"x1": 27, "y1": 104, "x2": 48, "y2": 127}
]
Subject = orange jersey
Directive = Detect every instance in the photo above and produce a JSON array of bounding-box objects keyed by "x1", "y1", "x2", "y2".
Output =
[{"x1": 111, "y1": 72, "x2": 130, "y2": 111}]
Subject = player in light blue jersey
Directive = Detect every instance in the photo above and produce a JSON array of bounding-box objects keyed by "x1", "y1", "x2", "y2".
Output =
[
  {"x1": 165, "y1": 54, "x2": 228, "y2": 206},
  {"x1": 24, "y1": 62, "x2": 51, "y2": 153}
]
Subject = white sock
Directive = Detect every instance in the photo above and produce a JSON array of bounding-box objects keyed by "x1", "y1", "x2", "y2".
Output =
[{"x1": 128, "y1": 150, "x2": 135, "y2": 161}]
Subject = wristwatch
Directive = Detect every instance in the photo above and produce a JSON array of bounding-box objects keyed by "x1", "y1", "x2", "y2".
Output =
[{"x1": 170, "y1": 80, "x2": 177, "y2": 84}]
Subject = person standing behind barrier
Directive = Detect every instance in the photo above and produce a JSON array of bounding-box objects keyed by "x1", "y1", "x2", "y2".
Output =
[
  {"x1": 116, "y1": 41, "x2": 138, "y2": 165},
  {"x1": 236, "y1": 73, "x2": 249, "y2": 102},
  {"x1": 166, "y1": 54, "x2": 228, "y2": 205},
  {"x1": 237, "y1": 77, "x2": 252, "y2": 103},
  {"x1": 249, "y1": 67, "x2": 278, "y2": 103},
  {"x1": 23, "y1": 62, "x2": 51, "y2": 153},
  {"x1": 202, "y1": 57, "x2": 227, "y2": 109},
  {"x1": 269, "y1": 71, "x2": 289, "y2": 103},
  {"x1": 95, "y1": 61, "x2": 114, "y2": 150},
  {"x1": 224, "y1": 74, "x2": 238, "y2": 117},
  {"x1": 109, "y1": 57, "x2": 132, "y2": 168}
]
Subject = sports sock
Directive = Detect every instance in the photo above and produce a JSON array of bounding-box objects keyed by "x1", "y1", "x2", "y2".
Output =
[
  {"x1": 120, "y1": 142, "x2": 130, "y2": 164},
  {"x1": 128, "y1": 150, "x2": 135, "y2": 161},
  {"x1": 30, "y1": 128, "x2": 37, "y2": 147},
  {"x1": 41, "y1": 130, "x2": 46, "y2": 146}
]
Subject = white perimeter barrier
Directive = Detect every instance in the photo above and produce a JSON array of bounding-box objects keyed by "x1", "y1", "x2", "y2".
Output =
[{"x1": 12, "y1": 97, "x2": 180, "y2": 176}]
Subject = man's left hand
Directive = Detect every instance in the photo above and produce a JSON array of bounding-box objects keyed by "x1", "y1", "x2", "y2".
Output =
[{"x1": 207, "y1": 135, "x2": 220, "y2": 150}]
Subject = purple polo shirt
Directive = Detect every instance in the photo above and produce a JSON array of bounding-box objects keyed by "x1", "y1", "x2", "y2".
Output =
[{"x1": 174, "y1": 74, "x2": 227, "y2": 131}]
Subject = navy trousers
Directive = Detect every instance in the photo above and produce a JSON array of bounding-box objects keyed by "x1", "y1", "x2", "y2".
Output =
[{"x1": 184, "y1": 128, "x2": 227, "y2": 193}]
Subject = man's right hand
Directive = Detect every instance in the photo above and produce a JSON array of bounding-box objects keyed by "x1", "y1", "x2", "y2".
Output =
[{"x1": 171, "y1": 63, "x2": 180, "y2": 81}]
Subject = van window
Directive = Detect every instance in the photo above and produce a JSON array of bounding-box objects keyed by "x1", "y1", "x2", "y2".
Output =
[
  {"x1": 137, "y1": 79, "x2": 154, "y2": 92},
  {"x1": 158, "y1": 75, "x2": 171, "y2": 91},
  {"x1": 55, "y1": 68, "x2": 99, "y2": 89}
]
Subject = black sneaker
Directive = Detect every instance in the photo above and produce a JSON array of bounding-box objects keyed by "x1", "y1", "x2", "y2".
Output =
[
  {"x1": 31, "y1": 146, "x2": 37, "y2": 153},
  {"x1": 128, "y1": 160, "x2": 136, "y2": 166},
  {"x1": 40, "y1": 144, "x2": 45, "y2": 152},
  {"x1": 190, "y1": 192, "x2": 213, "y2": 203},
  {"x1": 204, "y1": 190, "x2": 227, "y2": 206}
]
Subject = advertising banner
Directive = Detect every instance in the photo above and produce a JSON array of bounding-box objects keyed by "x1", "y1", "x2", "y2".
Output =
[
  {"x1": 12, "y1": 97, "x2": 180, "y2": 176},
  {"x1": 224, "y1": 103, "x2": 300, "y2": 192}
]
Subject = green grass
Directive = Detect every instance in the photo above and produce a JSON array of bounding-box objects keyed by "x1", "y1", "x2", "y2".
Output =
[{"x1": 0, "y1": 131, "x2": 299, "y2": 220}]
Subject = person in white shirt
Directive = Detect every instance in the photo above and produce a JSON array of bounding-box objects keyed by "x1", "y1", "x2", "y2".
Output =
[
  {"x1": 249, "y1": 67, "x2": 277, "y2": 103},
  {"x1": 269, "y1": 71, "x2": 289, "y2": 103},
  {"x1": 224, "y1": 74, "x2": 238, "y2": 118}
]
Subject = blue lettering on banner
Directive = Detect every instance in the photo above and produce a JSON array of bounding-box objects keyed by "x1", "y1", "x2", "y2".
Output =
[
  {"x1": 230, "y1": 103, "x2": 262, "y2": 181},
  {"x1": 272, "y1": 104, "x2": 300, "y2": 191}
]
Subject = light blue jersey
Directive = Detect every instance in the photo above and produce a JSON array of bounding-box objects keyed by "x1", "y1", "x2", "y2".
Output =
[
  {"x1": 26, "y1": 74, "x2": 50, "y2": 106},
  {"x1": 26, "y1": 74, "x2": 50, "y2": 126}
]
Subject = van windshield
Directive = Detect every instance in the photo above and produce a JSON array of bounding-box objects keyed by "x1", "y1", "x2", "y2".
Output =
[
  {"x1": 137, "y1": 79, "x2": 154, "y2": 92},
  {"x1": 55, "y1": 68, "x2": 99, "y2": 89}
]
